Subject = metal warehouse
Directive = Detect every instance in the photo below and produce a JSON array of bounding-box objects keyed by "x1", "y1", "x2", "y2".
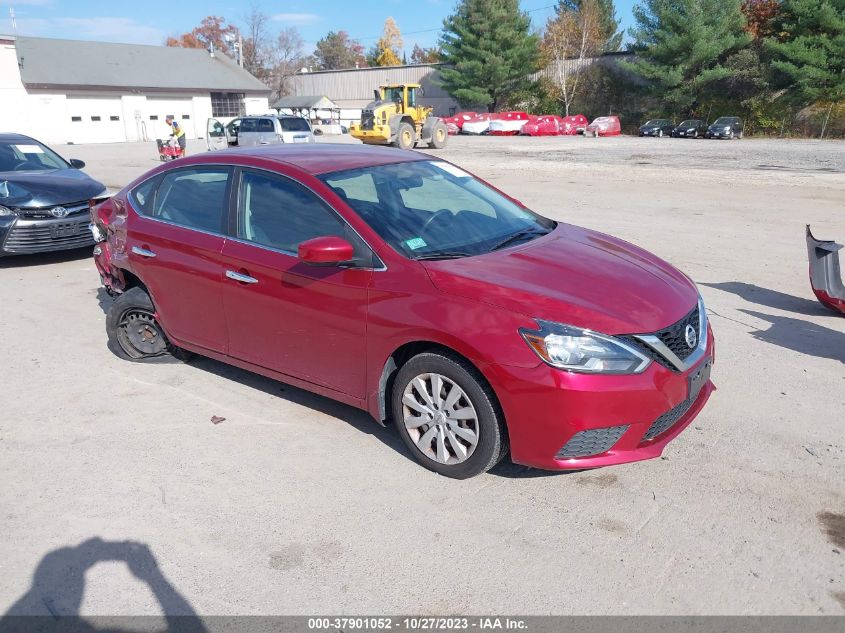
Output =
[
  {"x1": 0, "y1": 35, "x2": 271, "y2": 145},
  {"x1": 288, "y1": 64, "x2": 460, "y2": 121}
]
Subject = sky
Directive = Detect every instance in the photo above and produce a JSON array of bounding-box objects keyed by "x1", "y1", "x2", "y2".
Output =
[{"x1": 0, "y1": 0, "x2": 639, "y2": 54}]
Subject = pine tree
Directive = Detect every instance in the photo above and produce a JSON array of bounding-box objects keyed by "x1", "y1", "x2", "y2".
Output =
[
  {"x1": 765, "y1": 0, "x2": 845, "y2": 104},
  {"x1": 439, "y1": 0, "x2": 539, "y2": 111},
  {"x1": 624, "y1": 0, "x2": 751, "y2": 113},
  {"x1": 556, "y1": 0, "x2": 623, "y2": 51}
]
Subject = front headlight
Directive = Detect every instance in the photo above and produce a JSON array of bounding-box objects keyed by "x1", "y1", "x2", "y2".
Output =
[
  {"x1": 520, "y1": 320, "x2": 651, "y2": 374},
  {"x1": 0, "y1": 205, "x2": 15, "y2": 216}
]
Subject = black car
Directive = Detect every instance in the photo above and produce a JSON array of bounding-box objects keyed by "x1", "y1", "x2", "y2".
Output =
[
  {"x1": 638, "y1": 119, "x2": 675, "y2": 137},
  {"x1": 706, "y1": 116, "x2": 744, "y2": 139},
  {"x1": 672, "y1": 119, "x2": 708, "y2": 138},
  {"x1": 0, "y1": 133, "x2": 106, "y2": 256}
]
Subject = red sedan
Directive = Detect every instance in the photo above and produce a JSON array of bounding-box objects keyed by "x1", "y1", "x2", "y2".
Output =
[{"x1": 91, "y1": 145, "x2": 714, "y2": 479}]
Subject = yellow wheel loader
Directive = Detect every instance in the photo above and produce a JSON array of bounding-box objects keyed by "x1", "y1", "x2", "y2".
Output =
[{"x1": 350, "y1": 83, "x2": 448, "y2": 150}]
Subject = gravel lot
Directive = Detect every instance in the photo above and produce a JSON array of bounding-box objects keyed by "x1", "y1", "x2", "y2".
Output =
[{"x1": 1, "y1": 134, "x2": 843, "y2": 617}]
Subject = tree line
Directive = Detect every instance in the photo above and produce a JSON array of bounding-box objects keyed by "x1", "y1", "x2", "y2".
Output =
[{"x1": 167, "y1": 1, "x2": 844, "y2": 137}]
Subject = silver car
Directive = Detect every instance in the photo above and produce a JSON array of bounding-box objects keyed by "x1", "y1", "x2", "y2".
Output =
[{"x1": 234, "y1": 115, "x2": 315, "y2": 147}]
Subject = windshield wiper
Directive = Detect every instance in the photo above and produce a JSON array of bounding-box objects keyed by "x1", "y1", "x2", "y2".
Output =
[
  {"x1": 490, "y1": 228, "x2": 549, "y2": 252},
  {"x1": 414, "y1": 251, "x2": 472, "y2": 261}
]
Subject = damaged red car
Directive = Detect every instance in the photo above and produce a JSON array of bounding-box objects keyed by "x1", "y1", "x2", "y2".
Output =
[{"x1": 91, "y1": 145, "x2": 715, "y2": 479}]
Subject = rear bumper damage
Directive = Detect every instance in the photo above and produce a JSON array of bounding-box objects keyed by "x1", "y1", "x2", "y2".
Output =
[{"x1": 806, "y1": 225, "x2": 845, "y2": 315}]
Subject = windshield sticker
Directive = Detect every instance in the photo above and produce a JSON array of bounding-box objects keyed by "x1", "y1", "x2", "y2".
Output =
[
  {"x1": 431, "y1": 161, "x2": 470, "y2": 178},
  {"x1": 405, "y1": 237, "x2": 427, "y2": 250},
  {"x1": 15, "y1": 144, "x2": 44, "y2": 154}
]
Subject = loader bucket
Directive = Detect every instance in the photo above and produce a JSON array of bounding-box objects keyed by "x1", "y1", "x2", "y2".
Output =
[{"x1": 806, "y1": 225, "x2": 845, "y2": 315}]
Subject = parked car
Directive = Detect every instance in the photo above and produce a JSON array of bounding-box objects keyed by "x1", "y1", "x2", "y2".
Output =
[
  {"x1": 672, "y1": 119, "x2": 708, "y2": 138},
  {"x1": 586, "y1": 116, "x2": 621, "y2": 137},
  {"x1": 90, "y1": 145, "x2": 715, "y2": 479},
  {"x1": 0, "y1": 133, "x2": 108, "y2": 256},
  {"x1": 638, "y1": 119, "x2": 675, "y2": 137},
  {"x1": 206, "y1": 117, "x2": 241, "y2": 151},
  {"x1": 230, "y1": 115, "x2": 315, "y2": 147},
  {"x1": 706, "y1": 116, "x2": 743, "y2": 139}
]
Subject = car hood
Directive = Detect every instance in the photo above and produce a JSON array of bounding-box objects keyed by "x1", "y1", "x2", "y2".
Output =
[
  {"x1": 422, "y1": 224, "x2": 698, "y2": 335},
  {"x1": 0, "y1": 169, "x2": 104, "y2": 208}
]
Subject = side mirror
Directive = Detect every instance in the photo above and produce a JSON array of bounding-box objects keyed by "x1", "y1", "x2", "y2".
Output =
[
  {"x1": 69, "y1": 159, "x2": 85, "y2": 169},
  {"x1": 298, "y1": 236, "x2": 354, "y2": 266}
]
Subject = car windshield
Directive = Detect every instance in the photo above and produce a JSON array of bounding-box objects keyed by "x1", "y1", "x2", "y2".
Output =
[
  {"x1": 679, "y1": 120, "x2": 699, "y2": 127},
  {"x1": 320, "y1": 160, "x2": 556, "y2": 259},
  {"x1": 644, "y1": 120, "x2": 665, "y2": 126},
  {"x1": 0, "y1": 140, "x2": 69, "y2": 172},
  {"x1": 713, "y1": 117, "x2": 736, "y2": 125},
  {"x1": 280, "y1": 118, "x2": 310, "y2": 132}
]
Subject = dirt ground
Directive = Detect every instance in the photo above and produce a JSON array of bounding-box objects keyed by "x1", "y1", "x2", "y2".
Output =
[{"x1": 1, "y1": 134, "x2": 843, "y2": 616}]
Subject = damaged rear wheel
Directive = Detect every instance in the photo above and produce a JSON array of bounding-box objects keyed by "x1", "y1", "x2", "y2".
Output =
[{"x1": 106, "y1": 287, "x2": 192, "y2": 362}]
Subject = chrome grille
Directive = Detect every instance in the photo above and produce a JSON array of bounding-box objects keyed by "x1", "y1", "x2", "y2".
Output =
[
  {"x1": 15, "y1": 201, "x2": 89, "y2": 219},
  {"x1": 556, "y1": 425, "x2": 629, "y2": 459},
  {"x1": 3, "y1": 219, "x2": 94, "y2": 253}
]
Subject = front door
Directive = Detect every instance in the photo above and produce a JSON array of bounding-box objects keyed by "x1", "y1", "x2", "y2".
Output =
[
  {"x1": 125, "y1": 166, "x2": 233, "y2": 353},
  {"x1": 220, "y1": 168, "x2": 372, "y2": 398},
  {"x1": 207, "y1": 118, "x2": 227, "y2": 151}
]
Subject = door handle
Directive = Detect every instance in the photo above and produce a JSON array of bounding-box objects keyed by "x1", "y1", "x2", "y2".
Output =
[
  {"x1": 131, "y1": 246, "x2": 157, "y2": 258},
  {"x1": 225, "y1": 270, "x2": 258, "y2": 284}
]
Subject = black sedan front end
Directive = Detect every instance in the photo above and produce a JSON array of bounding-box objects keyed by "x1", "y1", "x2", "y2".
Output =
[{"x1": 0, "y1": 134, "x2": 106, "y2": 256}]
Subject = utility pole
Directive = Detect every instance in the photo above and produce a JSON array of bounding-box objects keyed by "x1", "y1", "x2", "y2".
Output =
[{"x1": 10, "y1": 7, "x2": 18, "y2": 34}]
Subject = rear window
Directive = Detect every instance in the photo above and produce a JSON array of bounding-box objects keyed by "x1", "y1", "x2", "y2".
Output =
[{"x1": 280, "y1": 118, "x2": 310, "y2": 132}]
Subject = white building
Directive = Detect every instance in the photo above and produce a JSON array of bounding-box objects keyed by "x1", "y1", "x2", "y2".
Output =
[{"x1": 0, "y1": 35, "x2": 270, "y2": 145}]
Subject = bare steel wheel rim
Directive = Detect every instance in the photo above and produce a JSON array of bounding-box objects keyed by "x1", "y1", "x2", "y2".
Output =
[
  {"x1": 402, "y1": 373, "x2": 479, "y2": 465},
  {"x1": 116, "y1": 308, "x2": 168, "y2": 359}
]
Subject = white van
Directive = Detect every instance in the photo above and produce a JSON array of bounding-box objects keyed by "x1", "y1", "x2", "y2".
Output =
[{"x1": 237, "y1": 115, "x2": 316, "y2": 147}]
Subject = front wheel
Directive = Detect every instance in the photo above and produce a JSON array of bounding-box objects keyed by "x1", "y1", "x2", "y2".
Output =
[
  {"x1": 392, "y1": 352, "x2": 507, "y2": 479},
  {"x1": 106, "y1": 287, "x2": 192, "y2": 362},
  {"x1": 395, "y1": 123, "x2": 415, "y2": 150}
]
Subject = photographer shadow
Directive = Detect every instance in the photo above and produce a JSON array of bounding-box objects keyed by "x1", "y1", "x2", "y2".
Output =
[{"x1": 2, "y1": 537, "x2": 206, "y2": 633}]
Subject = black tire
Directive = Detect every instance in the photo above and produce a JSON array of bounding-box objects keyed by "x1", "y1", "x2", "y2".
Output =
[
  {"x1": 430, "y1": 121, "x2": 448, "y2": 149},
  {"x1": 391, "y1": 351, "x2": 508, "y2": 479},
  {"x1": 395, "y1": 122, "x2": 415, "y2": 150},
  {"x1": 106, "y1": 287, "x2": 192, "y2": 363}
]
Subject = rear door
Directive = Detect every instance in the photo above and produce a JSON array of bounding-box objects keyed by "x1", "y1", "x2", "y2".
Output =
[
  {"x1": 256, "y1": 117, "x2": 279, "y2": 144},
  {"x1": 236, "y1": 118, "x2": 258, "y2": 146},
  {"x1": 220, "y1": 167, "x2": 372, "y2": 397},
  {"x1": 125, "y1": 166, "x2": 233, "y2": 353}
]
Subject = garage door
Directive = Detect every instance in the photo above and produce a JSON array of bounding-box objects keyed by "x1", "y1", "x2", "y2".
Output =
[
  {"x1": 145, "y1": 98, "x2": 196, "y2": 140},
  {"x1": 66, "y1": 97, "x2": 125, "y2": 144}
]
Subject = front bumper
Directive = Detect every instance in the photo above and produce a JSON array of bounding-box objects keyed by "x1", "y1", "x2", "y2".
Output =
[
  {"x1": 350, "y1": 124, "x2": 392, "y2": 144},
  {"x1": 482, "y1": 325, "x2": 716, "y2": 470},
  {"x1": 0, "y1": 213, "x2": 94, "y2": 256}
]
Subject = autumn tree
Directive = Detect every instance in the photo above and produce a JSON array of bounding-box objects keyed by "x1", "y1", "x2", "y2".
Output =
[
  {"x1": 314, "y1": 30, "x2": 366, "y2": 70},
  {"x1": 555, "y1": 0, "x2": 622, "y2": 51},
  {"x1": 439, "y1": 0, "x2": 539, "y2": 111},
  {"x1": 741, "y1": 0, "x2": 782, "y2": 40},
  {"x1": 542, "y1": 0, "x2": 604, "y2": 115},
  {"x1": 411, "y1": 44, "x2": 441, "y2": 64},
  {"x1": 166, "y1": 16, "x2": 240, "y2": 55},
  {"x1": 368, "y1": 17, "x2": 404, "y2": 66}
]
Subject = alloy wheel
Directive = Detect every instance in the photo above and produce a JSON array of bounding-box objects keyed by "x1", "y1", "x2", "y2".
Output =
[{"x1": 402, "y1": 373, "x2": 479, "y2": 465}]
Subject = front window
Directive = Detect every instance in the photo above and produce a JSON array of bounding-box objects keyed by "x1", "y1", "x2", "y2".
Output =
[
  {"x1": 383, "y1": 87, "x2": 403, "y2": 104},
  {"x1": 320, "y1": 160, "x2": 555, "y2": 260},
  {"x1": 679, "y1": 120, "x2": 698, "y2": 127},
  {"x1": 713, "y1": 117, "x2": 736, "y2": 126},
  {"x1": 0, "y1": 140, "x2": 69, "y2": 172},
  {"x1": 644, "y1": 120, "x2": 664, "y2": 126}
]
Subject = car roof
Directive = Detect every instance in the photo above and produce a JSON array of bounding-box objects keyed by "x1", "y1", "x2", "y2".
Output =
[
  {"x1": 209, "y1": 143, "x2": 428, "y2": 176},
  {"x1": 0, "y1": 133, "x2": 37, "y2": 143}
]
